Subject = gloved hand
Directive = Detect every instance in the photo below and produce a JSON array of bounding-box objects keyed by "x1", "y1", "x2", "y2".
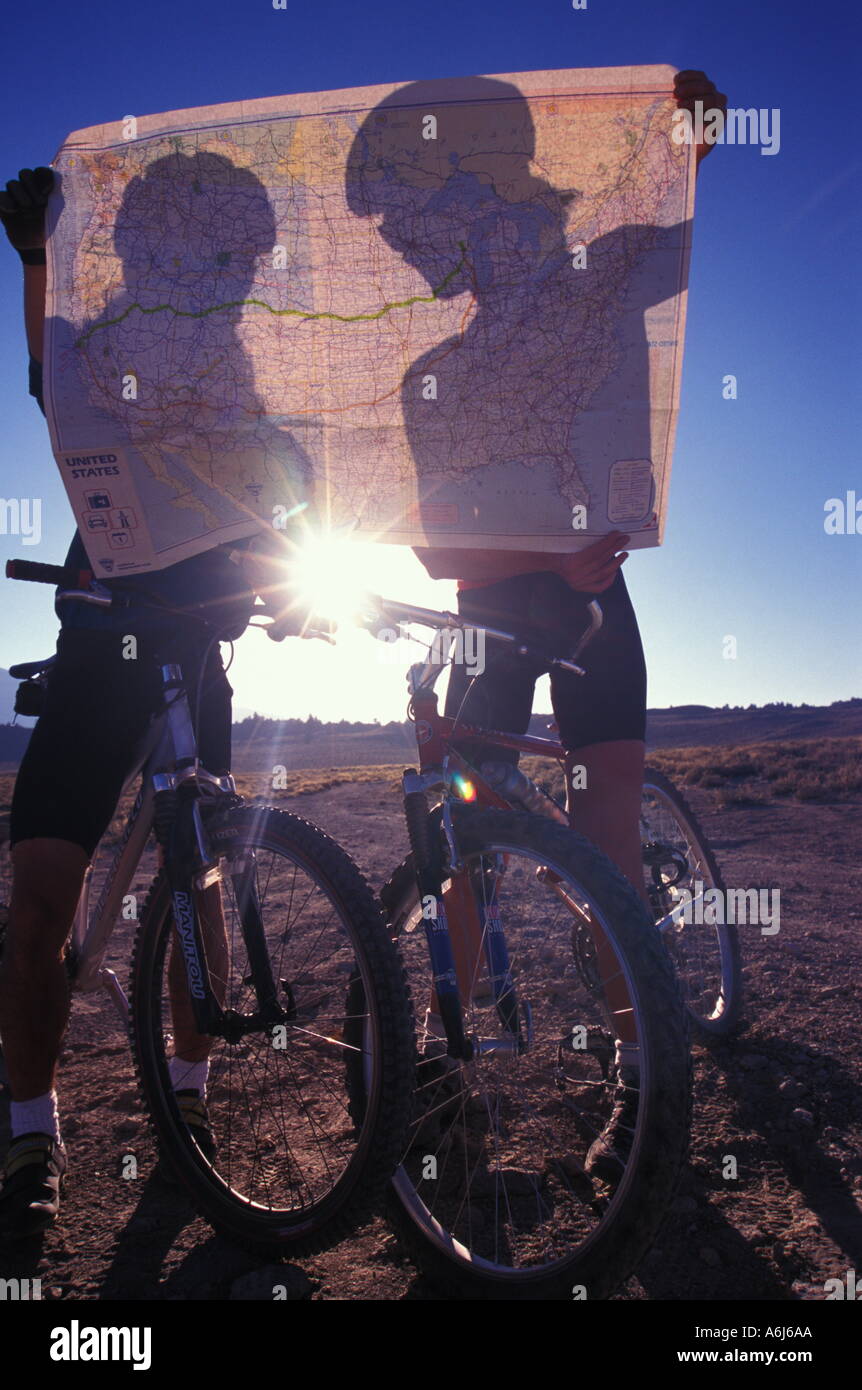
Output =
[
  {"x1": 0, "y1": 166, "x2": 54, "y2": 251},
  {"x1": 236, "y1": 535, "x2": 334, "y2": 642}
]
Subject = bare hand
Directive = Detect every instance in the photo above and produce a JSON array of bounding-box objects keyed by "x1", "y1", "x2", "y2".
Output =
[
  {"x1": 553, "y1": 531, "x2": 630, "y2": 593},
  {"x1": 673, "y1": 70, "x2": 727, "y2": 162}
]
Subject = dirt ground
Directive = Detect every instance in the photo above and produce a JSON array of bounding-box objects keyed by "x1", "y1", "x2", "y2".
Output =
[{"x1": 1, "y1": 777, "x2": 860, "y2": 1301}]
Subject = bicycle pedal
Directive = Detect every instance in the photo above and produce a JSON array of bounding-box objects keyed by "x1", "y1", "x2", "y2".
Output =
[{"x1": 656, "y1": 911, "x2": 685, "y2": 937}]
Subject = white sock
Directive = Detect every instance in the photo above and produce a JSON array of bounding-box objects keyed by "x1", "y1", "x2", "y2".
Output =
[
  {"x1": 169, "y1": 1056, "x2": 209, "y2": 1097},
  {"x1": 10, "y1": 1090, "x2": 62, "y2": 1144}
]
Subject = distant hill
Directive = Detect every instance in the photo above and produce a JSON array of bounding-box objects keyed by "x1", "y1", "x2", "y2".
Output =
[
  {"x1": 1, "y1": 689, "x2": 860, "y2": 772},
  {"x1": 642, "y1": 700, "x2": 862, "y2": 749},
  {"x1": 230, "y1": 700, "x2": 862, "y2": 772}
]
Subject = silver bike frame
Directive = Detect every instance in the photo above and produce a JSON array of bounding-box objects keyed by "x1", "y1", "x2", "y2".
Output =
[
  {"x1": 64, "y1": 658, "x2": 235, "y2": 1023},
  {"x1": 68, "y1": 711, "x2": 171, "y2": 1020}
]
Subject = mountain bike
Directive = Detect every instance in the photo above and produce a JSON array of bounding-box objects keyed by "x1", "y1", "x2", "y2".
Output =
[
  {"x1": 1, "y1": 558, "x2": 414, "y2": 1254},
  {"x1": 347, "y1": 589, "x2": 737, "y2": 1298}
]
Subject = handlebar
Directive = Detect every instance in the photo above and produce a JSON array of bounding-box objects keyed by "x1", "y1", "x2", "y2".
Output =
[
  {"x1": 6, "y1": 558, "x2": 94, "y2": 588},
  {"x1": 6, "y1": 556, "x2": 603, "y2": 667},
  {"x1": 364, "y1": 595, "x2": 521, "y2": 645},
  {"x1": 359, "y1": 593, "x2": 604, "y2": 674},
  {"x1": 7, "y1": 557, "x2": 115, "y2": 610},
  {"x1": 5, "y1": 554, "x2": 331, "y2": 640}
]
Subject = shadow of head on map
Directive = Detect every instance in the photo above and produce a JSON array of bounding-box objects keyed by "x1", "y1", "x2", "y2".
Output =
[
  {"x1": 345, "y1": 76, "x2": 685, "y2": 548},
  {"x1": 64, "y1": 149, "x2": 314, "y2": 544},
  {"x1": 113, "y1": 149, "x2": 276, "y2": 296},
  {"x1": 346, "y1": 77, "x2": 573, "y2": 299}
]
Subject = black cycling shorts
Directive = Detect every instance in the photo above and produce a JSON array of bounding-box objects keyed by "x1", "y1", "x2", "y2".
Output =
[
  {"x1": 445, "y1": 568, "x2": 647, "y2": 763},
  {"x1": 9, "y1": 625, "x2": 233, "y2": 859}
]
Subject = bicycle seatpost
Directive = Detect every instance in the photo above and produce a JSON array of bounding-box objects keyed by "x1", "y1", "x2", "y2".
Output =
[
  {"x1": 160, "y1": 663, "x2": 199, "y2": 768},
  {"x1": 571, "y1": 600, "x2": 603, "y2": 659}
]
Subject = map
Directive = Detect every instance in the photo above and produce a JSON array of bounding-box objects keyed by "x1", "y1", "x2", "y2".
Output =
[{"x1": 43, "y1": 65, "x2": 695, "y2": 576}]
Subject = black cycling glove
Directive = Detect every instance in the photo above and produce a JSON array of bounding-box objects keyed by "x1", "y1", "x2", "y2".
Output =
[{"x1": 0, "y1": 166, "x2": 54, "y2": 251}]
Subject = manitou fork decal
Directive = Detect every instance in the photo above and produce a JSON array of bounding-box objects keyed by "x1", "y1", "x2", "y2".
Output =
[{"x1": 172, "y1": 890, "x2": 206, "y2": 1000}]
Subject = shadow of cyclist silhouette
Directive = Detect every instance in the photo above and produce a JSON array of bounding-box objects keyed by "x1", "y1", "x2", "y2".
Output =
[
  {"x1": 345, "y1": 75, "x2": 689, "y2": 547},
  {"x1": 47, "y1": 150, "x2": 314, "y2": 556}
]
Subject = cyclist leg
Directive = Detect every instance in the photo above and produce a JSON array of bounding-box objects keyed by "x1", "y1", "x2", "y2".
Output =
[
  {"x1": 445, "y1": 573, "x2": 551, "y2": 763},
  {"x1": 545, "y1": 572, "x2": 645, "y2": 1073},
  {"x1": 449, "y1": 569, "x2": 647, "y2": 897},
  {"x1": 4, "y1": 625, "x2": 233, "y2": 1086},
  {"x1": 549, "y1": 572, "x2": 651, "y2": 1172},
  {"x1": 0, "y1": 839, "x2": 88, "y2": 1103},
  {"x1": 566, "y1": 740, "x2": 647, "y2": 902},
  {"x1": 550, "y1": 569, "x2": 648, "y2": 903},
  {"x1": 1, "y1": 628, "x2": 163, "y2": 1114},
  {"x1": 435, "y1": 577, "x2": 547, "y2": 1013}
]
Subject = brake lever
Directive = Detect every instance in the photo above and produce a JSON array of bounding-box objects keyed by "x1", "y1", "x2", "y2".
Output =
[{"x1": 264, "y1": 613, "x2": 336, "y2": 644}]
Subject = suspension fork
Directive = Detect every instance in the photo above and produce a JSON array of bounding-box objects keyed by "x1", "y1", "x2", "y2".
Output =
[
  {"x1": 163, "y1": 798, "x2": 289, "y2": 1036},
  {"x1": 163, "y1": 790, "x2": 225, "y2": 1036},
  {"x1": 403, "y1": 774, "x2": 525, "y2": 1055},
  {"x1": 465, "y1": 858, "x2": 523, "y2": 1042},
  {"x1": 228, "y1": 853, "x2": 283, "y2": 1014},
  {"x1": 156, "y1": 659, "x2": 232, "y2": 1037},
  {"x1": 157, "y1": 659, "x2": 286, "y2": 1038},
  {"x1": 403, "y1": 771, "x2": 472, "y2": 1061}
]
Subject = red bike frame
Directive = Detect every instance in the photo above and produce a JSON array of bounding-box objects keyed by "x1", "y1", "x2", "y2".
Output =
[
  {"x1": 402, "y1": 633, "x2": 636, "y2": 1051},
  {"x1": 410, "y1": 677, "x2": 586, "y2": 822}
]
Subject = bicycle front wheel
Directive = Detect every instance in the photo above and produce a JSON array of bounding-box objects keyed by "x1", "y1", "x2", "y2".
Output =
[
  {"x1": 641, "y1": 767, "x2": 743, "y2": 1038},
  {"x1": 381, "y1": 804, "x2": 691, "y2": 1300},
  {"x1": 130, "y1": 803, "x2": 414, "y2": 1254}
]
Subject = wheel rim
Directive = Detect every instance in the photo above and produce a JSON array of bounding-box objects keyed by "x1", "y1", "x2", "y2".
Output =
[
  {"x1": 391, "y1": 839, "x2": 651, "y2": 1278},
  {"x1": 145, "y1": 816, "x2": 379, "y2": 1222},
  {"x1": 641, "y1": 781, "x2": 734, "y2": 1027}
]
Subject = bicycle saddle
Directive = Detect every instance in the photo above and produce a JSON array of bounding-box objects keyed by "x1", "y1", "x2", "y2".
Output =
[{"x1": 9, "y1": 655, "x2": 56, "y2": 679}]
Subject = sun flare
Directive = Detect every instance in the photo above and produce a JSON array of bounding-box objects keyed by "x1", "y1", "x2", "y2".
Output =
[{"x1": 290, "y1": 533, "x2": 369, "y2": 627}]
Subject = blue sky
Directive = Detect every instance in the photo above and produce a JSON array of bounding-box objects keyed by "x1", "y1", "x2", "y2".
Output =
[{"x1": 0, "y1": 0, "x2": 859, "y2": 721}]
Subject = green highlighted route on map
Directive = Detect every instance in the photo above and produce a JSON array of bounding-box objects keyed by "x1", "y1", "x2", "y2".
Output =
[{"x1": 73, "y1": 242, "x2": 469, "y2": 348}]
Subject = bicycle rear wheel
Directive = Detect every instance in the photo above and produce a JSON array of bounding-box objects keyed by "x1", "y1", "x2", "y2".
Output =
[
  {"x1": 130, "y1": 803, "x2": 413, "y2": 1254},
  {"x1": 641, "y1": 767, "x2": 743, "y2": 1038},
  {"x1": 380, "y1": 804, "x2": 691, "y2": 1300}
]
